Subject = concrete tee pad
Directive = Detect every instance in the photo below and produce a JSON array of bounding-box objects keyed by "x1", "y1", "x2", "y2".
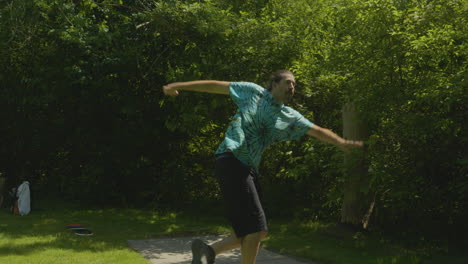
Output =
[{"x1": 128, "y1": 236, "x2": 314, "y2": 264}]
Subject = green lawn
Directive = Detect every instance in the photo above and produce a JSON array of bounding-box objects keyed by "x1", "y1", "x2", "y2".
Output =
[
  {"x1": 263, "y1": 220, "x2": 466, "y2": 264},
  {"x1": 0, "y1": 200, "x2": 230, "y2": 264},
  {"x1": 0, "y1": 200, "x2": 465, "y2": 264}
]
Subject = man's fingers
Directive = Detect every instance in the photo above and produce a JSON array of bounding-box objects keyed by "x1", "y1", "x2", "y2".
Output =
[
  {"x1": 353, "y1": 141, "x2": 364, "y2": 147},
  {"x1": 340, "y1": 140, "x2": 364, "y2": 152},
  {"x1": 162, "y1": 86, "x2": 179, "y2": 96},
  {"x1": 348, "y1": 140, "x2": 363, "y2": 147}
]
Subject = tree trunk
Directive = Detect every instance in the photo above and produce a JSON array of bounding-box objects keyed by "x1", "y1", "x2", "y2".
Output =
[
  {"x1": 0, "y1": 176, "x2": 5, "y2": 208},
  {"x1": 340, "y1": 103, "x2": 371, "y2": 229}
]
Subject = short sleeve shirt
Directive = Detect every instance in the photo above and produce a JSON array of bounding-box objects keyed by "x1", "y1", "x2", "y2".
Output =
[{"x1": 215, "y1": 82, "x2": 314, "y2": 171}]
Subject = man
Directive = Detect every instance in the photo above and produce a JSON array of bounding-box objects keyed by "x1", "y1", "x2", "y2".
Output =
[{"x1": 162, "y1": 70, "x2": 362, "y2": 264}]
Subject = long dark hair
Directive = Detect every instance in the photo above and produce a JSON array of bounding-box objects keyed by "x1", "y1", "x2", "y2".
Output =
[{"x1": 267, "y1": 70, "x2": 293, "y2": 91}]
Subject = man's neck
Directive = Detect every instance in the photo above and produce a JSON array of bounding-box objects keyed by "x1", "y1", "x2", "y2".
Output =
[{"x1": 271, "y1": 92, "x2": 285, "y2": 105}]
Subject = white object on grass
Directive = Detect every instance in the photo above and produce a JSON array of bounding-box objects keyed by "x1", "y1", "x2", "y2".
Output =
[{"x1": 17, "y1": 181, "x2": 30, "y2": 216}]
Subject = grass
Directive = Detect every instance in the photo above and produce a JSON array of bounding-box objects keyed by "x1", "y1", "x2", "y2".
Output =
[
  {"x1": 0, "y1": 200, "x2": 231, "y2": 264},
  {"x1": 1, "y1": 200, "x2": 466, "y2": 264},
  {"x1": 263, "y1": 220, "x2": 467, "y2": 264}
]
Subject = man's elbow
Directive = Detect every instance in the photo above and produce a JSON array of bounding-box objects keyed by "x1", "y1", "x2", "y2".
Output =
[{"x1": 306, "y1": 125, "x2": 322, "y2": 138}]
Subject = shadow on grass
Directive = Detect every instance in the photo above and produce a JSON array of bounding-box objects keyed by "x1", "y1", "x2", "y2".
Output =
[{"x1": 263, "y1": 220, "x2": 468, "y2": 264}]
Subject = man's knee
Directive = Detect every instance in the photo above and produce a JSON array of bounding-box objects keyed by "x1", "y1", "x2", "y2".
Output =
[{"x1": 242, "y1": 230, "x2": 268, "y2": 242}]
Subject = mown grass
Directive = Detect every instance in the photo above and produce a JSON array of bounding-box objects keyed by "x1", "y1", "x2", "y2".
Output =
[
  {"x1": 264, "y1": 220, "x2": 467, "y2": 264},
  {"x1": 0, "y1": 200, "x2": 230, "y2": 264},
  {"x1": 1, "y1": 200, "x2": 466, "y2": 264}
]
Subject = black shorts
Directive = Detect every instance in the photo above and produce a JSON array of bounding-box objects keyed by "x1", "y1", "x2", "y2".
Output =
[{"x1": 215, "y1": 153, "x2": 267, "y2": 238}]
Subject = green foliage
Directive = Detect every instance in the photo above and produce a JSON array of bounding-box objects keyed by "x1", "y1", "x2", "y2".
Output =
[{"x1": 0, "y1": 0, "x2": 466, "y2": 252}]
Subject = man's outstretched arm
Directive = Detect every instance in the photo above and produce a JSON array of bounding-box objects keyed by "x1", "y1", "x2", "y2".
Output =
[
  {"x1": 306, "y1": 125, "x2": 363, "y2": 152},
  {"x1": 163, "y1": 80, "x2": 230, "y2": 96}
]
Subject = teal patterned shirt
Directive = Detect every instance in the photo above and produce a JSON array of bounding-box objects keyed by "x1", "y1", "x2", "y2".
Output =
[{"x1": 215, "y1": 82, "x2": 314, "y2": 171}]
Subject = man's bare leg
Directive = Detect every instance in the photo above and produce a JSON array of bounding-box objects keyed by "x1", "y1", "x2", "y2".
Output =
[
  {"x1": 240, "y1": 231, "x2": 268, "y2": 264},
  {"x1": 210, "y1": 233, "x2": 241, "y2": 255}
]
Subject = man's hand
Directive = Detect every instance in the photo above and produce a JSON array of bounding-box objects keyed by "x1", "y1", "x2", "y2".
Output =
[
  {"x1": 163, "y1": 85, "x2": 179, "y2": 97},
  {"x1": 307, "y1": 125, "x2": 364, "y2": 152},
  {"x1": 338, "y1": 140, "x2": 364, "y2": 153}
]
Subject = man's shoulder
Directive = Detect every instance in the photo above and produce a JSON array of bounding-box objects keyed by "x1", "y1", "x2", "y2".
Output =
[
  {"x1": 280, "y1": 105, "x2": 309, "y2": 119},
  {"x1": 230, "y1": 82, "x2": 266, "y2": 92},
  {"x1": 282, "y1": 105, "x2": 300, "y2": 114}
]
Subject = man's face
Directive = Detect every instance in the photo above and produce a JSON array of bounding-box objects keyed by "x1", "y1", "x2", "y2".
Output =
[{"x1": 271, "y1": 73, "x2": 296, "y2": 104}]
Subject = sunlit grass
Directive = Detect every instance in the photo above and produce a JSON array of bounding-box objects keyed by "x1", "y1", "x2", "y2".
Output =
[
  {"x1": 0, "y1": 230, "x2": 148, "y2": 264},
  {"x1": 0, "y1": 201, "x2": 230, "y2": 264}
]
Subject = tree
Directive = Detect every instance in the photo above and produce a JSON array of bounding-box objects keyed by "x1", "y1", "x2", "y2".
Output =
[{"x1": 341, "y1": 103, "x2": 371, "y2": 229}]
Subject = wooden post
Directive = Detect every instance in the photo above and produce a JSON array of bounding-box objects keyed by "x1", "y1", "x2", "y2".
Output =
[{"x1": 341, "y1": 103, "x2": 371, "y2": 229}]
